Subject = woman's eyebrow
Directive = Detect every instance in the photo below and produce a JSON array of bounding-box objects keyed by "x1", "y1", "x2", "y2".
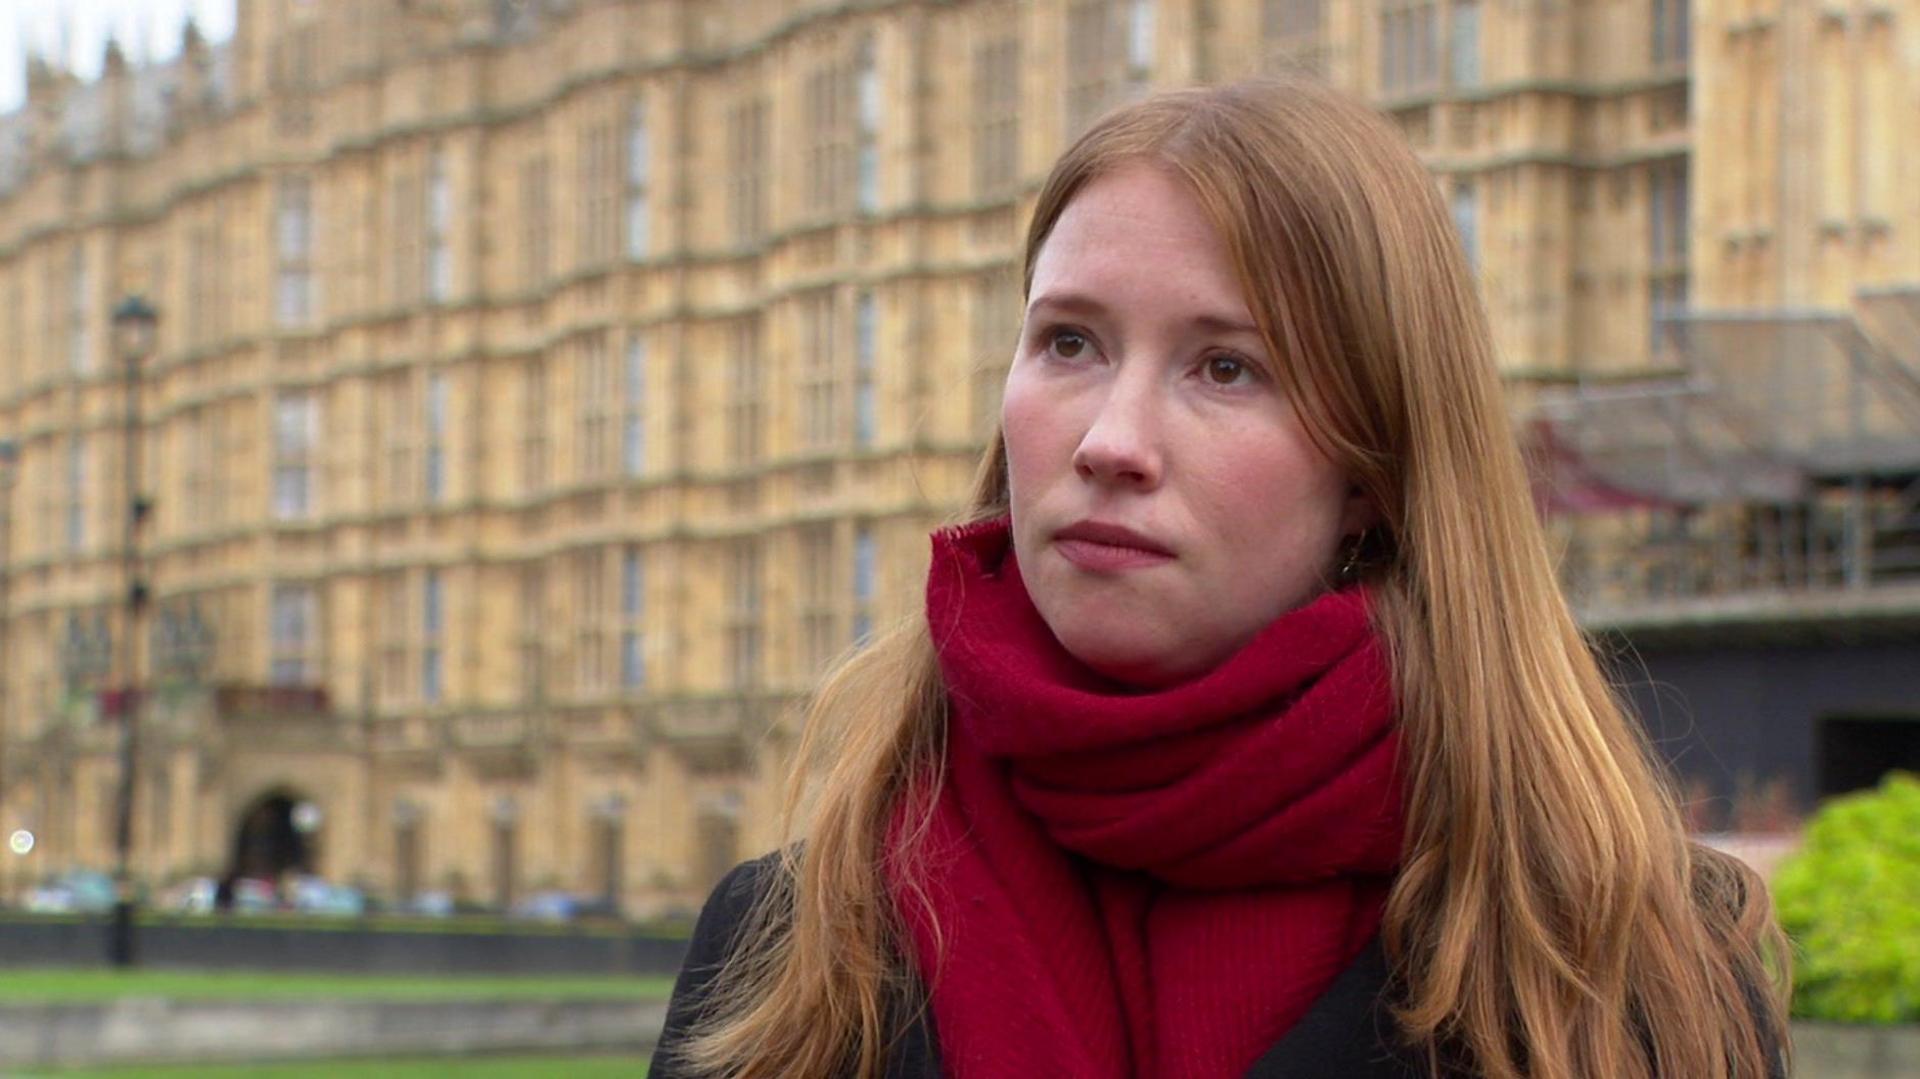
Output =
[
  {"x1": 1188, "y1": 312, "x2": 1262, "y2": 337},
  {"x1": 1025, "y1": 290, "x2": 1107, "y2": 320},
  {"x1": 1027, "y1": 290, "x2": 1260, "y2": 338}
]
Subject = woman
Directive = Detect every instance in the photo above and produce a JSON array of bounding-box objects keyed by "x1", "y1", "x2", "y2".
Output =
[{"x1": 653, "y1": 77, "x2": 1788, "y2": 1079}]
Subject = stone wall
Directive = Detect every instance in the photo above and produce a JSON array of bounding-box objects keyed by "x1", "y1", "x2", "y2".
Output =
[
  {"x1": 0, "y1": 998, "x2": 668, "y2": 1070},
  {"x1": 1791, "y1": 1023, "x2": 1920, "y2": 1079},
  {"x1": 0, "y1": 916, "x2": 687, "y2": 975}
]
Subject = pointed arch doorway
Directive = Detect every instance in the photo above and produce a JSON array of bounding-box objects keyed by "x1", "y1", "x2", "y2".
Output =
[{"x1": 229, "y1": 789, "x2": 322, "y2": 886}]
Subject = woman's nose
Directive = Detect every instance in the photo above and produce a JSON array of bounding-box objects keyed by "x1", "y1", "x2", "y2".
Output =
[{"x1": 1071, "y1": 376, "x2": 1163, "y2": 489}]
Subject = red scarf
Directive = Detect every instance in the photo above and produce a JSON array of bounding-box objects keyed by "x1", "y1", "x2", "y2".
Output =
[{"x1": 890, "y1": 517, "x2": 1405, "y2": 1079}]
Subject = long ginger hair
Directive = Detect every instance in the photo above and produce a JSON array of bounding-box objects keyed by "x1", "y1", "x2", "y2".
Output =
[{"x1": 673, "y1": 77, "x2": 1788, "y2": 1079}]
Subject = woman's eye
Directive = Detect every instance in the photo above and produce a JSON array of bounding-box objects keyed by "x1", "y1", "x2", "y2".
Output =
[
  {"x1": 1048, "y1": 329, "x2": 1090, "y2": 359},
  {"x1": 1203, "y1": 355, "x2": 1250, "y2": 385}
]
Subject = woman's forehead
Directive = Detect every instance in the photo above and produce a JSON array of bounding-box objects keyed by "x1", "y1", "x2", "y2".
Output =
[{"x1": 1029, "y1": 165, "x2": 1256, "y2": 324}]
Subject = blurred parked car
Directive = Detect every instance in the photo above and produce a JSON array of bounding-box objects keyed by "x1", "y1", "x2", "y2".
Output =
[
  {"x1": 157, "y1": 876, "x2": 217, "y2": 914},
  {"x1": 287, "y1": 875, "x2": 367, "y2": 916},
  {"x1": 399, "y1": 889, "x2": 455, "y2": 917},
  {"x1": 510, "y1": 890, "x2": 584, "y2": 922},
  {"x1": 509, "y1": 890, "x2": 624, "y2": 923},
  {"x1": 573, "y1": 895, "x2": 623, "y2": 922},
  {"x1": 24, "y1": 869, "x2": 116, "y2": 914},
  {"x1": 231, "y1": 876, "x2": 278, "y2": 913}
]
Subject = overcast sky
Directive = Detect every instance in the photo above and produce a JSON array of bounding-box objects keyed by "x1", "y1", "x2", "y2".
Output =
[{"x1": 0, "y1": 0, "x2": 236, "y2": 113}]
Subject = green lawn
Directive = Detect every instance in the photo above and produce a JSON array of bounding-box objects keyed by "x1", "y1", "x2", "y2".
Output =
[
  {"x1": 20, "y1": 1054, "x2": 652, "y2": 1077},
  {"x1": 0, "y1": 969, "x2": 675, "y2": 1003}
]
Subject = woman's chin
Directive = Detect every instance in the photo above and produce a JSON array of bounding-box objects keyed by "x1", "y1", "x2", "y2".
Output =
[{"x1": 1057, "y1": 633, "x2": 1205, "y2": 689}]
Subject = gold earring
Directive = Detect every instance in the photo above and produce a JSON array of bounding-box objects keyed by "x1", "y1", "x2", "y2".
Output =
[{"x1": 1338, "y1": 531, "x2": 1369, "y2": 585}]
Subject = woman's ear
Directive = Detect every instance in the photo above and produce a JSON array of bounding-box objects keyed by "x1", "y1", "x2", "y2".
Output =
[{"x1": 1340, "y1": 484, "x2": 1381, "y2": 537}]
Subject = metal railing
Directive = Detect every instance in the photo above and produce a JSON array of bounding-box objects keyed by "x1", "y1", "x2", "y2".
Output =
[{"x1": 1531, "y1": 295, "x2": 1920, "y2": 623}]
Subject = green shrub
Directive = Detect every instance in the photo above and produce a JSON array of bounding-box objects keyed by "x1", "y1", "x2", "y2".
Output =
[{"x1": 1772, "y1": 771, "x2": 1920, "y2": 1023}]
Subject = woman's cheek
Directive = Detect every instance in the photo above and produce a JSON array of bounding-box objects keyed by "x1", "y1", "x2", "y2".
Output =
[{"x1": 999, "y1": 375, "x2": 1053, "y2": 491}]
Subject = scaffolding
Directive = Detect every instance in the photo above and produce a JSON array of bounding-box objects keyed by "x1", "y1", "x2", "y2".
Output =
[{"x1": 1527, "y1": 296, "x2": 1920, "y2": 625}]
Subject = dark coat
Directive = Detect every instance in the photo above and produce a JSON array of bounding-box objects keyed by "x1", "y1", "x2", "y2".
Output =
[
  {"x1": 652, "y1": 854, "x2": 1427, "y2": 1079},
  {"x1": 652, "y1": 855, "x2": 1788, "y2": 1079}
]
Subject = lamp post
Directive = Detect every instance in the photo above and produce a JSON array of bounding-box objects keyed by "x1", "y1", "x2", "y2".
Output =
[{"x1": 108, "y1": 295, "x2": 157, "y2": 968}]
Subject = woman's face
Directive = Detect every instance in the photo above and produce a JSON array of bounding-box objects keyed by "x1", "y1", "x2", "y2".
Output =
[{"x1": 1003, "y1": 162, "x2": 1372, "y2": 687}]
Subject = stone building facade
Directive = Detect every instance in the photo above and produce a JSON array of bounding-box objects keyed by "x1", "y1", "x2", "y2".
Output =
[{"x1": 0, "y1": 0, "x2": 1913, "y2": 914}]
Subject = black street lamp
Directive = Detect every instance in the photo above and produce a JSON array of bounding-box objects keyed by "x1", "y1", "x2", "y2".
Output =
[{"x1": 108, "y1": 294, "x2": 157, "y2": 968}]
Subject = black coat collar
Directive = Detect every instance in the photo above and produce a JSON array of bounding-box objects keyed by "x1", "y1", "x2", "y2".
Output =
[
  {"x1": 874, "y1": 919, "x2": 1782, "y2": 1079},
  {"x1": 1241, "y1": 935, "x2": 1426, "y2": 1078},
  {"x1": 657, "y1": 855, "x2": 1429, "y2": 1078},
  {"x1": 877, "y1": 916, "x2": 1428, "y2": 1078}
]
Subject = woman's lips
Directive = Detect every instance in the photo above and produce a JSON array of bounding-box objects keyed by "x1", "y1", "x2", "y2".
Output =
[{"x1": 1055, "y1": 537, "x2": 1176, "y2": 572}]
